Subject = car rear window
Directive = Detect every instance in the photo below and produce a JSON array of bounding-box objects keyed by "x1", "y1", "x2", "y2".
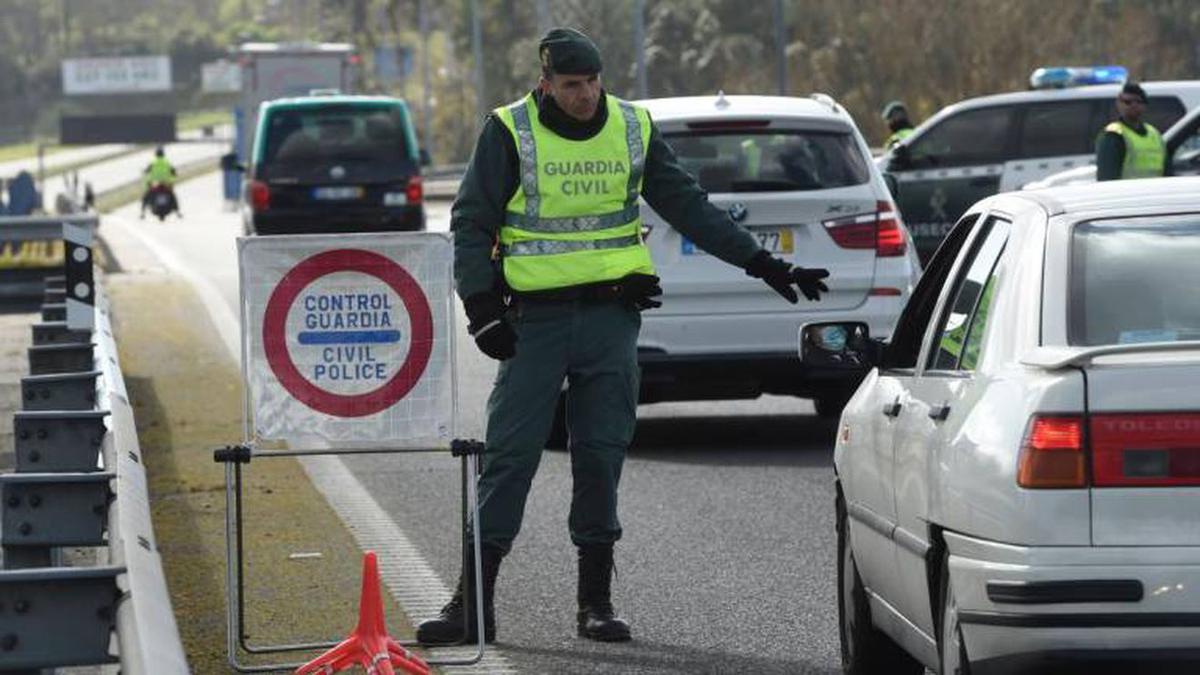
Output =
[
  {"x1": 260, "y1": 104, "x2": 412, "y2": 170},
  {"x1": 663, "y1": 130, "x2": 870, "y2": 192},
  {"x1": 1069, "y1": 215, "x2": 1200, "y2": 346}
]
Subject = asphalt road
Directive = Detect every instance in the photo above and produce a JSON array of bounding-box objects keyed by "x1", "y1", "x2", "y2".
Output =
[{"x1": 101, "y1": 172, "x2": 844, "y2": 674}]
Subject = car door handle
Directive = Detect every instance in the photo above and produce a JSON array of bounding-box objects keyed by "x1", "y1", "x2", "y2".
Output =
[
  {"x1": 882, "y1": 398, "x2": 902, "y2": 418},
  {"x1": 929, "y1": 403, "x2": 951, "y2": 422}
]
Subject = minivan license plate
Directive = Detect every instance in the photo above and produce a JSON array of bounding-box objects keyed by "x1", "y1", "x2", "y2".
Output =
[
  {"x1": 682, "y1": 228, "x2": 794, "y2": 255},
  {"x1": 312, "y1": 186, "x2": 364, "y2": 200}
]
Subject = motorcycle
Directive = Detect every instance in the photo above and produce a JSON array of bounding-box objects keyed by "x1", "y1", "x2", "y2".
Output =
[{"x1": 146, "y1": 182, "x2": 177, "y2": 221}]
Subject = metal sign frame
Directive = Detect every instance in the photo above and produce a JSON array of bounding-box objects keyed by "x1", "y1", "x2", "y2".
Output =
[{"x1": 218, "y1": 233, "x2": 484, "y2": 672}]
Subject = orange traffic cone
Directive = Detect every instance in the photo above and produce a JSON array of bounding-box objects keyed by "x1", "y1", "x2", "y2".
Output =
[{"x1": 295, "y1": 551, "x2": 431, "y2": 675}]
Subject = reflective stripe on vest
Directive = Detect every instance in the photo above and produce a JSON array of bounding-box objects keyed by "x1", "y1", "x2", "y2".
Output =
[
  {"x1": 1107, "y1": 121, "x2": 1165, "y2": 179},
  {"x1": 494, "y1": 94, "x2": 655, "y2": 292}
]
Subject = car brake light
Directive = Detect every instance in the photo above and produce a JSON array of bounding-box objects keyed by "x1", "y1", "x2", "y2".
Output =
[
  {"x1": 406, "y1": 176, "x2": 423, "y2": 204},
  {"x1": 875, "y1": 202, "x2": 907, "y2": 257},
  {"x1": 1091, "y1": 413, "x2": 1200, "y2": 487},
  {"x1": 248, "y1": 180, "x2": 270, "y2": 212},
  {"x1": 823, "y1": 201, "x2": 907, "y2": 257},
  {"x1": 1017, "y1": 415, "x2": 1086, "y2": 488}
]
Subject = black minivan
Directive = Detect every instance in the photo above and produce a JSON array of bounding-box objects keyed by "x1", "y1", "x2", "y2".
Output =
[{"x1": 243, "y1": 95, "x2": 426, "y2": 235}]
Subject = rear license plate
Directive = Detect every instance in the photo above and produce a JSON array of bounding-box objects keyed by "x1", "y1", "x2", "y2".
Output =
[
  {"x1": 312, "y1": 186, "x2": 364, "y2": 200},
  {"x1": 682, "y1": 228, "x2": 794, "y2": 255}
]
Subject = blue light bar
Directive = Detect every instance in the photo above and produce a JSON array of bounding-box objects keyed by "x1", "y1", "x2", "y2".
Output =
[{"x1": 1030, "y1": 66, "x2": 1128, "y2": 89}]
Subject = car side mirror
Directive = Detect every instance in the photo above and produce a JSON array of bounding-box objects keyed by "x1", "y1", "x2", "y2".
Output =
[
  {"x1": 799, "y1": 321, "x2": 884, "y2": 369},
  {"x1": 419, "y1": 149, "x2": 432, "y2": 167},
  {"x1": 882, "y1": 172, "x2": 900, "y2": 200}
]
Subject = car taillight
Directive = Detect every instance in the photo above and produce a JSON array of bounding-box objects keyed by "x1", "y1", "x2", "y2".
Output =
[
  {"x1": 875, "y1": 202, "x2": 907, "y2": 257},
  {"x1": 822, "y1": 201, "x2": 907, "y2": 257},
  {"x1": 248, "y1": 180, "x2": 270, "y2": 212},
  {"x1": 1091, "y1": 413, "x2": 1200, "y2": 487},
  {"x1": 1017, "y1": 415, "x2": 1086, "y2": 489},
  {"x1": 406, "y1": 176, "x2": 423, "y2": 204}
]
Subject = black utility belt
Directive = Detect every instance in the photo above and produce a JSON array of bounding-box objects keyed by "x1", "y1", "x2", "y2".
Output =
[{"x1": 510, "y1": 282, "x2": 625, "y2": 304}]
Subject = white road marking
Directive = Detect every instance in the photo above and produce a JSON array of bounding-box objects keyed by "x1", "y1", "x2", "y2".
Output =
[{"x1": 104, "y1": 210, "x2": 515, "y2": 673}]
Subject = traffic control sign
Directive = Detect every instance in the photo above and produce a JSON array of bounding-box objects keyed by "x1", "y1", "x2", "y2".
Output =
[{"x1": 240, "y1": 233, "x2": 454, "y2": 450}]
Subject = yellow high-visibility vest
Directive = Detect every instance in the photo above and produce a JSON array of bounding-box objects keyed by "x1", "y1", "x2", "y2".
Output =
[
  {"x1": 493, "y1": 93, "x2": 655, "y2": 292},
  {"x1": 1106, "y1": 121, "x2": 1165, "y2": 179}
]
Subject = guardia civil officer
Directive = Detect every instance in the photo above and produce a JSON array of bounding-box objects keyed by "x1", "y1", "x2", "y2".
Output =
[
  {"x1": 882, "y1": 100, "x2": 915, "y2": 150},
  {"x1": 1096, "y1": 82, "x2": 1168, "y2": 181},
  {"x1": 416, "y1": 28, "x2": 829, "y2": 646}
]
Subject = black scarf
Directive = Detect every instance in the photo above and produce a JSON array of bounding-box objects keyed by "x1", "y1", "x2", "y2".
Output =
[{"x1": 534, "y1": 88, "x2": 609, "y2": 141}]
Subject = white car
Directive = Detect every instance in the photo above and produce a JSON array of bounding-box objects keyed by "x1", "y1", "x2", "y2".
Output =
[
  {"x1": 635, "y1": 93, "x2": 920, "y2": 415},
  {"x1": 801, "y1": 177, "x2": 1200, "y2": 672},
  {"x1": 1026, "y1": 103, "x2": 1200, "y2": 189}
]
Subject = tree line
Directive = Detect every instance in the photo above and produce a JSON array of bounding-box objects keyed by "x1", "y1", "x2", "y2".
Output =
[{"x1": 2, "y1": 0, "x2": 1199, "y2": 159}]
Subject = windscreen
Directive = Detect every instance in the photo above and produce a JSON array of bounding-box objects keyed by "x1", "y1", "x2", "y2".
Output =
[
  {"x1": 663, "y1": 130, "x2": 870, "y2": 192},
  {"x1": 1070, "y1": 215, "x2": 1200, "y2": 345},
  {"x1": 260, "y1": 104, "x2": 413, "y2": 179}
]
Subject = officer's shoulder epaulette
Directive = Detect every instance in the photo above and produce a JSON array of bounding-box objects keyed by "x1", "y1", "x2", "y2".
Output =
[{"x1": 1104, "y1": 121, "x2": 1125, "y2": 134}]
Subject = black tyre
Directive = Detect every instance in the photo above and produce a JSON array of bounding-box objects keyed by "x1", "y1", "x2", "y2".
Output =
[
  {"x1": 837, "y1": 495, "x2": 924, "y2": 675},
  {"x1": 938, "y1": 552, "x2": 971, "y2": 675}
]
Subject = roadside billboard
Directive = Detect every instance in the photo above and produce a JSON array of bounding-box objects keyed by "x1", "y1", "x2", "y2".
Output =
[
  {"x1": 62, "y1": 56, "x2": 173, "y2": 95},
  {"x1": 201, "y1": 59, "x2": 242, "y2": 93}
]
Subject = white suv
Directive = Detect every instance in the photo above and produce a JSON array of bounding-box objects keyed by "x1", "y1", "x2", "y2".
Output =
[{"x1": 635, "y1": 93, "x2": 921, "y2": 415}]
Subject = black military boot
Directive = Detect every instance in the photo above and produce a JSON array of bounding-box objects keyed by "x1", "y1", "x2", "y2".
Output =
[
  {"x1": 577, "y1": 543, "x2": 632, "y2": 642},
  {"x1": 416, "y1": 544, "x2": 504, "y2": 645}
]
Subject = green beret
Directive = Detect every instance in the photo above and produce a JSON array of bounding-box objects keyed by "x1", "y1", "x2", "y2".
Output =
[{"x1": 538, "y1": 27, "x2": 602, "y2": 75}]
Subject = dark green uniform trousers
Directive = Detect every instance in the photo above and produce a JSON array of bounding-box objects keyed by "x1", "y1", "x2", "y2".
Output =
[{"x1": 479, "y1": 298, "x2": 641, "y2": 553}]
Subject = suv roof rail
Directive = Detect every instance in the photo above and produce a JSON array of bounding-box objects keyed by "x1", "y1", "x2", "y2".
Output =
[{"x1": 809, "y1": 93, "x2": 841, "y2": 114}]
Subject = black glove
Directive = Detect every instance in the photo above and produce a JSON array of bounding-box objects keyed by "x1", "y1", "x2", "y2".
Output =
[
  {"x1": 617, "y1": 273, "x2": 663, "y2": 310},
  {"x1": 744, "y1": 250, "x2": 830, "y2": 303},
  {"x1": 464, "y1": 292, "x2": 517, "y2": 360}
]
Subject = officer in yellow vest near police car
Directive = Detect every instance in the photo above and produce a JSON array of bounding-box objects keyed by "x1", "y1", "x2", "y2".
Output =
[
  {"x1": 417, "y1": 27, "x2": 830, "y2": 646},
  {"x1": 1096, "y1": 82, "x2": 1167, "y2": 181},
  {"x1": 882, "y1": 100, "x2": 915, "y2": 150}
]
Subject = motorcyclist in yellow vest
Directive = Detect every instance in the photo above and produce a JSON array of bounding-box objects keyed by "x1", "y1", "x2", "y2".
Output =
[
  {"x1": 417, "y1": 27, "x2": 830, "y2": 647},
  {"x1": 1096, "y1": 82, "x2": 1167, "y2": 181},
  {"x1": 882, "y1": 100, "x2": 915, "y2": 150},
  {"x1": 140, "y1": 147, "x2": 181, "y2": 218}
]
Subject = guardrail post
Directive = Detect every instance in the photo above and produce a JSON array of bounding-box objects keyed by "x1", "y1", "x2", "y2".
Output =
[
  {"x1": 30, "y1": 322, "x2": 91, "y2": 346},
  {"x1": 0, "y1": 567, "x2": 123, "y2": 669},
  {"x1": 0, "y1": 219, "x2": 187, "y2": 673},
  {"x1": 20, "y1": 372, "x2": 101, "y2": 411},
  {"x1": 11, "y1": 411, "x2": 109, "y2": 474}
]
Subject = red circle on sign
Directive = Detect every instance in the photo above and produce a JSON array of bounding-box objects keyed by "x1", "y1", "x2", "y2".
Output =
[{"x1": 262, "y1": 249, "x2": 434, "y2": 417}]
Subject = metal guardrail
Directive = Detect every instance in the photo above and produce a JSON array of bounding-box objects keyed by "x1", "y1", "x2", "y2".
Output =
[{"x1": 0, "y1": 228, "x2": 188, "y2": 672}]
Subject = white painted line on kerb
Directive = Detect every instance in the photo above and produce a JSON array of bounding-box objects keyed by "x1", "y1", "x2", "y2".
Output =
[{"x1": 105, "y1": 214, "x2": 516, "y2": 673}]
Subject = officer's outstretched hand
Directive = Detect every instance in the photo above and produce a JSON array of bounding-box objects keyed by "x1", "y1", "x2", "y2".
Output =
[
  {"x1": 618, "y1": 273, "x2": 663, "y2": 310},
  {"x1": 464, "y1": 292, "x2": 517, "y2": 360},
  {"x1": 744, "y1": 250, "x2": 830, "y2": 303}
]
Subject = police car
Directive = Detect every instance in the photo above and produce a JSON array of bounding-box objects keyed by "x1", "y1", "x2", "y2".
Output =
[
  {"x1": 879, "y1": 67, "x2": 1200, "y2": 262},
  {"x1": 802, "y1": 178, "x2": 1200, "y2": 673},
  {"x1": 635, "y1": 93, "x2": 920, "y2": 415},
  {"x1": 1026, "y1": 102, "x2": 1200, "y2": 188}
]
